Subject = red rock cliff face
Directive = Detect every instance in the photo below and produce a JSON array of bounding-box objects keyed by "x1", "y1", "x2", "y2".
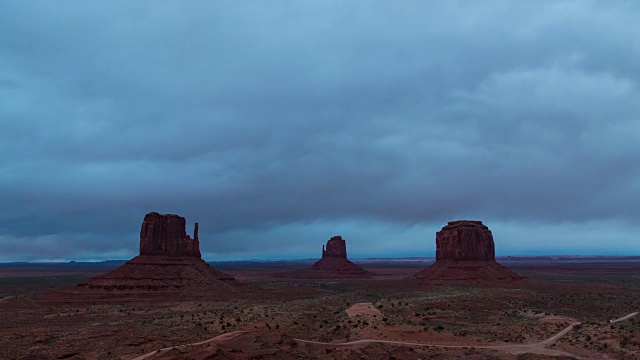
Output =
[
  {"x1": 322, "y1": 236, "x2": 347, "y2": 258},
  {"x1": 139, "y1": 212, "x2": 201, "y2": 257},
  {"x1": 413, "y1": 220, "x2": 524, "y2": 284},
  {"x1": 436, "y1": 220, "x2": 495, "y2": 261}
]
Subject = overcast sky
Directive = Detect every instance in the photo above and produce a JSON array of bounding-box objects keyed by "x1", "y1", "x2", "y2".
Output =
[{"x1": 1, "y1": 1, "x2": 639, "y2": 261}]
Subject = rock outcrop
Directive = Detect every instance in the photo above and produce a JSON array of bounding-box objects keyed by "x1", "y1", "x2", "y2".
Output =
[
  {"x1": 306, "y1": 236, "x2": 373, "y2": 278},
  {"x1": 413, "y1": 220, "x2": 524, "y2": 285},
  {"x1": 67, "y1": 212, "x2": 251, "y2": 300},
  {"x1": 322, "y1": 236, "x2": 347, "y2": 258},
  {"x1": 139, "y1": 212, "x2": 200, "y2": 257},
  {"x1": 436, "y1": 220, "x2": 494, "y2": 261}
]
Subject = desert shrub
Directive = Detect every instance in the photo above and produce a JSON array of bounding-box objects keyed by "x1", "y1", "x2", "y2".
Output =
[{"x1": 621, "y1": 337, "x2": 628, "y2": 347}]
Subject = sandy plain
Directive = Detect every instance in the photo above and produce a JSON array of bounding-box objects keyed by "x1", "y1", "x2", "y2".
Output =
[{"x1": 0, "y1": 257, "x2": 638, "y2": 359}]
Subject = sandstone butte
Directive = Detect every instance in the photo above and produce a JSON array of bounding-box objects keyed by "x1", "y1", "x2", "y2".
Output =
[
  {"x1": 67, "y1": 212, "x2": 248, "y2": 300},
  {"x1": 413, "y1": 220, "x2": 525, "y2": 285},
  {"x1": 139, "y1": 212, "x2": 201, "y2": 257},
  {"x1": 306, "y1": 236, "x2": 374, "y2": 278}
]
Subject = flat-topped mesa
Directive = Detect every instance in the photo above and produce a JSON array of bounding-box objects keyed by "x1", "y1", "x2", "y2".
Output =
[
  {"x1": 436, "y1": 220, "x2": 495, "y2": 261},
  {"x1": 139, "y1": 212, "x2": 201, "y2": 257},
  {"x1": 322, "y1": 236, "x2": 347, "y2": 258},
  {"x1": 413, "y1": 220, "x2": 524, "y2": 285}
]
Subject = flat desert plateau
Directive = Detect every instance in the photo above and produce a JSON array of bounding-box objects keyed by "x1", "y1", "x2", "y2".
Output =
[{"x1": 0, "y1": 257, "x2": 638, "y2": 359}]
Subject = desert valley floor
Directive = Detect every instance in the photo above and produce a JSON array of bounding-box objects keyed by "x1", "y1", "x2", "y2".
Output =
[{"x1": 0, "y1": 258, "x2": 638, "y2": 359}]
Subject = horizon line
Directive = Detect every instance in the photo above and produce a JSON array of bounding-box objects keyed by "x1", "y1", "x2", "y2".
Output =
[{"x1": 2, "y1": 254, "x2": 639, "y2": 264}]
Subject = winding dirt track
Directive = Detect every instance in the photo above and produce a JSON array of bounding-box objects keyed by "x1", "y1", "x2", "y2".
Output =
[
  {"x1": 130, "y1": 331, "x2": 245, "y2": 360},
  {"x1": 131, "y1": 309, "x2": 639, "y2": 359},
  {"x1": 294, "y1": 322, "x2": 581, "y2": 357},
  {"x1": 609, "y1": 312, "x2": 638, "y2": 323}
]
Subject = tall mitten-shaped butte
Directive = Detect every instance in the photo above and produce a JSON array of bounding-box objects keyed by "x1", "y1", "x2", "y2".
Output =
[
  {"x1": 140, "y1": 212, "x2": 200, "y2": 257},
  {"x1": 322, "y1": 236, "x2": 348, "y2": 258},
  {"x1": 74, "y1": 212, "x2": 249, "y2": 299},
  {"x1": 303, "y1": 236, "x2": 373, "y2": 278}
]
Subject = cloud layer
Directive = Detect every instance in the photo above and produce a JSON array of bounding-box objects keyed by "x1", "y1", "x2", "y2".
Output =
[{"x1": 1, "y1": 2, "x2": 639, "y2": 261}]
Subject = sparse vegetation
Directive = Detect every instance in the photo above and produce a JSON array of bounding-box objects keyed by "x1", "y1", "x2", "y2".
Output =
[{"x1": 0, "y1": 260, "x2": 638, "y2": 358}]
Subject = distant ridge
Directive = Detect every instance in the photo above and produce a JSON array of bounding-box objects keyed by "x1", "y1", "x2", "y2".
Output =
[{"x1": 3, "y1": 255, "x2": 637, "y2": 266}]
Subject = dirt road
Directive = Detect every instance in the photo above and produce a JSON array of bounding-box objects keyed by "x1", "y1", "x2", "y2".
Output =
[
  {"x1": 294, "y1": 321, "x2": 581, "y2": 357},
  {"x1": 130, "y1": 331, "x2": 245, "y2": 360},
  {"x1": 609, "y1": 311, "x2": 638, "y2": 323},
  {"x1": 130, "y1": 310, "x2": 638, "y2": 359}
]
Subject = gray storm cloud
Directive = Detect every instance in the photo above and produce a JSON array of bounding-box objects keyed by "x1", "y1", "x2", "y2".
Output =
[{"x1": 1, "y1": 1, "x2": 639, "y2": 261}]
